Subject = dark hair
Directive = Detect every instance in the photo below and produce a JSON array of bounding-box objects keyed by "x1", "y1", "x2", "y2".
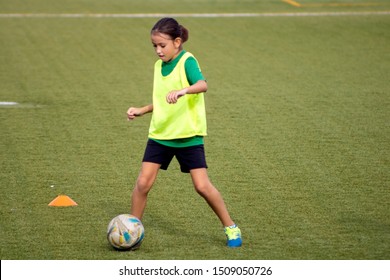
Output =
[{"x1": 151, "y1": 17, "x2": 189, "y2": 43}]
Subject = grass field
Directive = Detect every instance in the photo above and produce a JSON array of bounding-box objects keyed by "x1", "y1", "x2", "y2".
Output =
[{"x1": 0, "y1": 0, "x2": 389, "y2": 260}]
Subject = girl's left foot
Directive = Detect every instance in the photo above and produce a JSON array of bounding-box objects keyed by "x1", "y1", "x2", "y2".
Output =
[{"x1": 224, "y1": 225, "x2": 242, "y2": 247}]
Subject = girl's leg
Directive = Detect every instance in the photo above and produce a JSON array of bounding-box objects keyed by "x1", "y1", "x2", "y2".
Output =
[
  {"x1": 189, "y1": 168, "x2": 235, "y2": 227},
  {"x1": 131, "y1": 162, "x2": 160, "y2": 220}
]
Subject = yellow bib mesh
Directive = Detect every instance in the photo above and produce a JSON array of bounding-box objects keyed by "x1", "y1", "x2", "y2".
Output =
[{"x1": 148, "y1": 52, "x2": 207, "y2": 140}]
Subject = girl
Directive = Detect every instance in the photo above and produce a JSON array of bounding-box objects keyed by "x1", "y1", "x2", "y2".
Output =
[{"x1": 126, "y1": 17, "x2": 242, "y2": 247}]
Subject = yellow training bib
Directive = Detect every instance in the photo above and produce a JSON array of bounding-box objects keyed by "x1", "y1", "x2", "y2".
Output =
[{"x1": 148, "y1": 52, "x2": 207, "y2": 140}]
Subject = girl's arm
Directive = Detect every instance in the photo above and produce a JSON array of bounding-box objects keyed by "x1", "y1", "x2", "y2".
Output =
[
  {"x1": 127, "y1": 104, "x2": 153, "y2": 120},
  {"x1": 166, "y1": 80, "x2": 208, "y2": 104}
]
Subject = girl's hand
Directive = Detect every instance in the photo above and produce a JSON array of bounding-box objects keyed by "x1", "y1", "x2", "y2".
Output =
[
  {"x1": 127, "y1": 107, "x2": 142, "y2": 120},
  {"x1": 166, "y1": 88, "x2": 187, "y2": 104}
]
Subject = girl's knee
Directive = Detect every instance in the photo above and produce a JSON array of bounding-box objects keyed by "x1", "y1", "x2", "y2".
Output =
[
  {"x1": 135, "y1": 175, "x2": 154, "y2": 194},
  {"x1": 194, "y1": 181, "x2": 214, "y2": 196}
]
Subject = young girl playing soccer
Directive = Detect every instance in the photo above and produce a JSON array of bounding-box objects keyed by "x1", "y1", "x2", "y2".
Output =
[{"x1": 126, "y1": 17, "x2": 242, "y2": 247}]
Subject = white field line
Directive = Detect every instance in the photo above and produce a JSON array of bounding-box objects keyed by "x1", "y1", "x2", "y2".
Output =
[
  {"x1": 0, "y1": 102, "x2": 18, "y2": 106},
  {"x1": 0, "y1": 11, "x2": 389, "y2": 18},
  {"x1": 0, "y1": 102, "x2": 43, "y2": 108}
]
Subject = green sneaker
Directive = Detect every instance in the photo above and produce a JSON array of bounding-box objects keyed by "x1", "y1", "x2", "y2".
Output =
[{"x1": 224, "y1": 225, "x2": 242, "y2": 247}]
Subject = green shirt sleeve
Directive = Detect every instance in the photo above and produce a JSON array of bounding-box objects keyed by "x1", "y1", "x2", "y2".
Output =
[{"x1": 185, "y1": 56, "x2": 206, "y2": 85}]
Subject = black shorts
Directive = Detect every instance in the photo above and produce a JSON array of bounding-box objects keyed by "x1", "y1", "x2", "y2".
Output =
[{"x1": 142, "y1": 139, "x2": 208, "y2": 173}]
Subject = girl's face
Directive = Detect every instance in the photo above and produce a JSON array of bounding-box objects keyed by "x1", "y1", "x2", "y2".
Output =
[{"x1": 151, "y1": 32, "x2": 182, "y2": 62}]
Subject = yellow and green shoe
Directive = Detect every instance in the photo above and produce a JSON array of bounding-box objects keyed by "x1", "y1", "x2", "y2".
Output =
[{"x1": 224, "y1": 225, "x2": 242, "y2": 247}]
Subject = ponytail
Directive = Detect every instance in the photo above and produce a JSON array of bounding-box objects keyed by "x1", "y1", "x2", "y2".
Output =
[
  {"x1": 179, "y1": 25, "x2": 189, "y2": 43},
  {"x1": 151, "y1": 18, "x2": 189, "y2": 43}
]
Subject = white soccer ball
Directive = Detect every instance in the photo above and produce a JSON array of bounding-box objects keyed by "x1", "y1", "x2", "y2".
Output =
[{"x1": 107, "y1": 214, "x2": 144, "y2": 250}]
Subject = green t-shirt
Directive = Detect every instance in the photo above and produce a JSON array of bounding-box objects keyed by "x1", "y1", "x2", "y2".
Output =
[
  {"x1": 161, "y1": 50, "x2": 205, "y2": 83},
  {"x1": 151, "y1": 50, "x2": 206, "y2": 148}
]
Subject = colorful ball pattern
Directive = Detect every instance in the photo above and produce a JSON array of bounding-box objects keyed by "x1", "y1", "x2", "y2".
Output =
[{"x1": 107, "y1": 214, "x2": 144, "y2": 250}]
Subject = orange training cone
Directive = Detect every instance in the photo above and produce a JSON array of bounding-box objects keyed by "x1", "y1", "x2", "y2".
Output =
[{"x1": 48, "y1": 195, "x2": 78, "y2": 207}]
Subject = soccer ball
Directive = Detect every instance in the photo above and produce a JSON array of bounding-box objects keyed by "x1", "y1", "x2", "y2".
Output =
[{"x1": 107, "y1": 214, "x2": 144, "y2": 250}]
